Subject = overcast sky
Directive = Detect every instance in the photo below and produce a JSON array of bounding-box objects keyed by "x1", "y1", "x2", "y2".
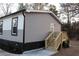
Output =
[
  {"x1": 0, "y1": 0, "x2": 79, "y2": 3},
  {"x1": 1, "y1": 0, "x2": 79, "y2": 14},
  {"x1": 0, "y1": 0, "x2": 79, "y2": 12}
]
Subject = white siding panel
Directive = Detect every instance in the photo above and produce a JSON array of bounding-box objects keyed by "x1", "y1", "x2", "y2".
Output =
[
  {"x1": 3, "y1": 14, "x2": 24, "y2": 30},
  {"x1": 3, "y1": 18, "x2": 11, "y2": 30},
  {"x1": 18, "y1": 14, "x2": 24, "y2": 30},
  {"x1": 25, "y1": 13, "x2": 61, "y2": 43},
  {"x1": 0, "y1": 13, "x2": 24, "y2": 42}
]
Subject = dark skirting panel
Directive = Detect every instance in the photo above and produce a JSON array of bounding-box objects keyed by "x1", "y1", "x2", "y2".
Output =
[
  {"x1": 23, "y1": 40, "x2": 45, "y2": 51},
  {"x1": 0, "y1": 39, "x2": 23, "y2": 54},
  {"x1": 0, "y1": 39, "x2": 45, "y2": 54}
]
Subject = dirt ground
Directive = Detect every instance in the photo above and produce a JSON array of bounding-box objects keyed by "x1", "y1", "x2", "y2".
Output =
[{"x1": 54, "y1": 40, "x2": 79, "y2": 56}]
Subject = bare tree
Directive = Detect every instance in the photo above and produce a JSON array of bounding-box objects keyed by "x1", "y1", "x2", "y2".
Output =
[
  {"x1": 31, "y1": 3, "x2": 48, "y2": 10},
  {"x1": 60, "y1": 3, "x2": 79, "y2": 22},
  {"x1": 18, "y1": 3, "x2": 58, "y2": 15},
  {"x1": 0, "y1": 3, "x2": 12, "y2": 15},
  {"x1": 29, "y1": 3, "x2": 58, "y2": 15},
  {"x1": 18, "y1": 3, "x2": 26, "y2": 11},
  {"x1": 60, "y1": 3, "x2": 79, "y2": 38},
  {"x1": 48, "y1": 4, "x2": 58, "y2": 15}
]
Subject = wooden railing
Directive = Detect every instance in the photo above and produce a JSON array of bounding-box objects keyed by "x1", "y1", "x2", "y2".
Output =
[
  {"x1": 62, "y1": 31, "x2": 68, "y2": 42},
  {"x1": 54, "y1": 32, "x2": 62, "y2": 50},
  {"x1": 45, "y1": 32, "x2": 54, "y2": 49},
  {"x1": 45, "y1": 31, "x2": 68, "y2": 50}
]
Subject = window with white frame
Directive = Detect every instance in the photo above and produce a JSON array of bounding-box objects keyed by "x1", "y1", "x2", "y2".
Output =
[
  {"x1": 11, "y1": 17, "x2": 18, "y2": 36},
  {"x1": 0, "y1": 21, "x2": 3, "y2": 35},
  {"x1": 50, "y1": 23, "x2": 54, "y2": 32}
]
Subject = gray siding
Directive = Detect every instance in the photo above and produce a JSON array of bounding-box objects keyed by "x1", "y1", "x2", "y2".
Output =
[
  {"x1": 0, "y1": 13, "x2": 24, "y2": 43},
  {"x1": 25, "y1": 13, "x2": 61, "y2": 43}
]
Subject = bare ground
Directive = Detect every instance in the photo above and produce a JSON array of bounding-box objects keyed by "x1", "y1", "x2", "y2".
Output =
[
  {"x1": 0, "y1": 50, "x2": 18, "y2": 56},
  {"x1": 54, "y1": 40, "x2": 79, "y2": 56}
]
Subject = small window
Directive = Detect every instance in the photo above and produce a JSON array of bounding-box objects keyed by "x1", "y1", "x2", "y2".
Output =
[
  {"x1": 11, "y1": 17, "x2": 18, "y2": 36},
  {"x1": 0, "y1": 21, "x2": 3, "y2": 35},
  {"x1": 50, "y1": 23, "x2": 54, "y2": 32}
]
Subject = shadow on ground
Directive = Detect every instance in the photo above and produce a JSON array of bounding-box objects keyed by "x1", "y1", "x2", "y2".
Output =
[{"x1": 54, "y1": 40, "x2": 79, "y2": 56}]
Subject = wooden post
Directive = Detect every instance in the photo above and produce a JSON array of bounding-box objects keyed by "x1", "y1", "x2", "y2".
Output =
[
  {"x1": 45, "y1": 39, "x2": 47, "y2": 49},
  {"x1": 61, "y1": 32, "x2": 62, "y2": 49}
]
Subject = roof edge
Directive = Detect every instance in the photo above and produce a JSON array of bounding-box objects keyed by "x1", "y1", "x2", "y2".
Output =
[
  {"x1": 0, "y1": 9, "x2": 26, "y2": 19},
  {"x1": 0, "y1": 9, "x2": 61, "y2": 25},
  {"x1": 49, "y1": 11, "x2": 62, "y2": 25}
]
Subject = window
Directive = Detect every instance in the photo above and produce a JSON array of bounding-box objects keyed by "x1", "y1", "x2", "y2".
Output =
[
  {"x1": 50, "y1": 23, "x2": 54, "y2": 32},
  {"x1": 11, "y1": 17, "x2": 18, "y2": 36},
  {"x1": 0, "y1": 21, "x2": 3, "y2": 35}
]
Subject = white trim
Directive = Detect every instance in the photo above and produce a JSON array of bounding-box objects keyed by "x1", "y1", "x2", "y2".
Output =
[{"x1": 50, "y1": 23, "x2": 54, "y2": 32}]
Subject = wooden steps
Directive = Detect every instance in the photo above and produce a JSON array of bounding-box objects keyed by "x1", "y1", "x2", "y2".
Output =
[{"x1": 45, "y1": 31, "x2": 69, "y2": 51}]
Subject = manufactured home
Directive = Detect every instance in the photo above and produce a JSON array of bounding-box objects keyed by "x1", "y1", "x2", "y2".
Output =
[{"x1": 0, "y1": 9, "x2": 62, "y2": 53}]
